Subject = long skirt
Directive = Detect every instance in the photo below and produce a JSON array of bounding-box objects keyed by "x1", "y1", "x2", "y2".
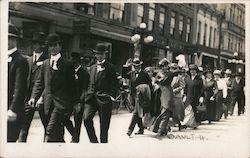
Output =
[
  {"x1": 172, "y1": 97, "x2": 185, "y2": 123},
  {"x1": 181, "y1": 105, "x2": 198, "y2": 128},
  {"x1": 215, "y1": 91, "x2": 223, "y2": 121}
]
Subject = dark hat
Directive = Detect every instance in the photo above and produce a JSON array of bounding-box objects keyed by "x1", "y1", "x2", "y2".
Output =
[
  {"x1": 189, "y1": 64, "x2": 198, "y2": 71},
  {"x1": 235, "y1": 72, "x2": 243, "y2": 77},
  {"x1": 71, "y1": 52, "x2": 81, "y2": 58},
  {"x1": 204, "y1": 69, "x2": 213, "y2": 75},
  {"x1": 158, "y1": 58, "x2": 169, "y2": 67},
  {"x1": 8, "y1": 23, "x2": 19, "y2": 38},
  {"x1": 31, "y1": 32, "x2": 45, "y2": 44},
  {"x1": 93, "y1": 43, "x2": 108, "y2": 54},
  {"x1": 45, "y1": 33, "x2": 63, "y2": 45},
  {"x1": 132, "y1": 58, "x2": 143, "y2": 66}
]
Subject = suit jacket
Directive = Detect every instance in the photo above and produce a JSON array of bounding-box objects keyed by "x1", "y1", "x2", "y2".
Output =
[
  {"x1": 85, "y1": 61, "x2": 118, "y2": 107},
  {"x1": 26, "y1": 53, "x2": 47, "y2": 102},
  {"x1": 231, "y1": 79, "x2": 244, "y2": 97},
  {"x1": 184, "y1": 75, "x2": 204, "y2": 106},
  {"x1": 8, "y1": 51, "x2": 29, "y2": 115},
  {"x1": 171, "y1": 75, "x2": 185, "y2": 98},
  {"x1": 31, "y1": 57, "x2": 77, "y2": 114},
  {"x1": 75, "y1": 65, "x2": 90, "y2": 104}
]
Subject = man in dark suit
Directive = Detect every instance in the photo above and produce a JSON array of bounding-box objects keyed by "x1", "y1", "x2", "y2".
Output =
[
  {"x1": 230, "y1": 72, "x2": 245, "y2": 116},
  {"x1": 8, "y1": 23, "x2": 29, "y2": 142},
  {"x1": 29, "y1": 33, "x2": 77, "y2": 142},
  {"x1": 18, "y1": 32, "x2": 48, "y2": 142},
  {"x1": 126, "y1": 58, "x2": 152, "y2": 136},
  {"x1": 83, "y1": 43, "x2": 118, "y2": 143},
  {"x1": 184, "y1": 64, "x2": 204, "y2": 125},
  {"x1": 64, "y1": 52, "x2": 89, "y2": 143}
]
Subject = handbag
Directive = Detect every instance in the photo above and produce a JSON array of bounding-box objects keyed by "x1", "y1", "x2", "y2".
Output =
[{"x1": 197, "y1": 102, "x2": 206, "y2": 112}]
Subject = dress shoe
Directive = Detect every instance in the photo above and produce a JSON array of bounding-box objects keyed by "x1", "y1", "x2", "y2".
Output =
[
  {"x1": 134, "y1": 130, "x2": 144, "y2": 135},
  {"x1": 126, "y1": 131, "x2": 132, "y2": 137}
]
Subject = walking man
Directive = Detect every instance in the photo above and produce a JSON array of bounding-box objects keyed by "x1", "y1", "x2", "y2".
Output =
[
  {"x1": 83, "y1": 43, "x2": 118, "y2": 143},
  {"x1": 29, "y1": 33, "x2": 77, "y2": 142},
  {"x1": 8, "y1": 23, "x2": 29, "y2": 142},
  {"x1": 18, "y1": 32, "x2": 48, "y2": 142}
]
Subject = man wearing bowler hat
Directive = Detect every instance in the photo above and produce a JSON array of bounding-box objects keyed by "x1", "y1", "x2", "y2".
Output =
[
  {"x1": 8, "y1": 23, "x2": 29, "y2": 142},
  {"x1": 28, "y1": 33, "x2": 77, "y2": 142},
  {"x1": 83, "y1": 42, "x2": 118, "y2": 143},
  {"x1": 18, "y1": 32, "x2": 48, "y2": 142}
]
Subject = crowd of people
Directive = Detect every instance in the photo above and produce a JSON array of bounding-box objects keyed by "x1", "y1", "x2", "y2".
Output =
[{"x1": 7, "y1": 23, "x2": 245, "y2": 143}]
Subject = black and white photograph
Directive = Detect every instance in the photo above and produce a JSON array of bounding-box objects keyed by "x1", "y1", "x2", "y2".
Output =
[{"x1": 0, "y1": 0, "x2": 249, "y2": 157}]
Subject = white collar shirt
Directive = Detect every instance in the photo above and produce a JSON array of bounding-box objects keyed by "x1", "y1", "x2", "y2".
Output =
[
  {"x1": 8, "y1": 47, "x2": 17, "y2": 62},
  {"x1": 50, "y1": 53, "x2": 61, "y2": 70},
  {"x1": 96, "y1": 59, "x2": 105, "y2": 72},
  {"x1": 33, "y1": 51, "x2": 43, "y2": 63}
]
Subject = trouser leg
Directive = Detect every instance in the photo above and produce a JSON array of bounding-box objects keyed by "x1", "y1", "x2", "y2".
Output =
[
  {"x1": 99, "y1": 104, "x2": 112, "y2": 143},
  {"x1": 73, "y1": 109, "x2": 83, "y2": 142},
  {"x1": 158, "y1": 108, "x2": 171, "y2": 135},
  {"x1": 18, "y1": 105, "x2": 35, "y2": 142},
  {"x1": 83, "y1": 100, "x2": 98, "y2": 143},
  {"x1": 38, "y1": 107, "x2": 49, "y2": 142},
  {"x1": 7, "y1": 117, "x2": 22, "y2": 142},
  {"x1": 230, "y1": 96, "x2": 237, "y2": 115}
]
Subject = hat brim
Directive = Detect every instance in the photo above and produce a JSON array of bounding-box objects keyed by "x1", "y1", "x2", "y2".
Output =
[
  {"x1": 45, "y1": 40, "x2": 63, "y2": 45},
  {"x1": 132, "y1": 61, "x2": 143, "y2": 66},
  {"x1": 93, "y1": 50, "x2": 108, "y2": 54}
]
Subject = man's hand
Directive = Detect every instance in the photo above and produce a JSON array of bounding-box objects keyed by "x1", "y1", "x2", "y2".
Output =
[
  {"x1": 74, "y1": 103, "x2": 82, "y2": 113},
  {"x1": 210, "y1": 96, "x2": 215, "y2": 101},
  {"x1": 7, "y1": 110, "x2": 17, "y2": 122},
  {"x1": 28, "y1": 98, "x2": 35, "y2": 107},
  {"x1": 36, "y1": 97, "x2": 43, "y2": 109}
]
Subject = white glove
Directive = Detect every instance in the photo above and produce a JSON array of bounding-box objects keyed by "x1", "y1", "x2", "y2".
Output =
[
  {"x1": 28, "y1": 98, "x2": 35, "y2": 107},
  {"x1": 183, "y1": 95, "x2": 187, "y2": 102},
  {"x1": 7, "y1": 110, "x2": 17, "y2": 122},
  {"x1": 199, "y1": 97, "x2": 204, "y2": 103},
  {"x1": 210, "y1": 96, "x2": 214, "y2": 101}
]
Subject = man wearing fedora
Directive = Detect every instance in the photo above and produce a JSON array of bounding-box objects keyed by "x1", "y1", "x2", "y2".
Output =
[
  {"x1": 8, "y1": 23, "x2": 29, "y2": 142},
  {"x1": 28, "y1": 33, "x2": 77, "y2": 142},
  {"x1": 230, "y1": 72, "x2": 245, "y2": 116},
  {"x1": 18, "y1": 32, "x2": 48, "y2": 142},
  {"x1": 83, "y1": 42, "x2": 118, "y2": 143},
  {"x1": 126, "y1": 57, "x2": 152, "y2": 137}
]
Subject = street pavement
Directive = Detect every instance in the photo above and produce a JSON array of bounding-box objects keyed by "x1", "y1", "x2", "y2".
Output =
[{"x1": 16, "y1": 106, "x2": 250, "y2": 158}]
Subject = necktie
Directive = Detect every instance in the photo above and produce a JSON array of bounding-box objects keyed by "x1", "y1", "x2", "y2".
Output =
[
  {"x1": 34, "y1": 55, "x2": 37, "y2": 63},
  {"x1": 51, "y1": 60, "x2": 55, "y2": 68}
]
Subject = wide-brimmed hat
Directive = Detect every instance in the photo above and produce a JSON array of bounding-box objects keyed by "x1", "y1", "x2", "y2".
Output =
[
  {"x1": 31, "y1": 32, "x2": 45, "y2": 44},
  {"x1": 158, "y1": 58, "x2": 169, "y2": 67},
  {"x1": 132, "y1": 58, "x2": 143, "y2": 66},
  {"x1": 93, "y1": 43, "x2": 108, "y2": 54},
  {"x1": 235, "y1": 72, "x2": 243, "y2": 77},
  {"x1": 189, "y1": 64, "x2": 198, "y2": 71},
  {"x1": 213, "y1": 70, "x2": 221, "y2": 76},
  {"x1": 45, "y1": 33, "x2": 63, "y2": 45},
  {"x1": 225, "y1": 69, "x2": 232, "y2": 74},
  {"x1": 8, "y1": 23, "x2": 19, "y2": 38}
]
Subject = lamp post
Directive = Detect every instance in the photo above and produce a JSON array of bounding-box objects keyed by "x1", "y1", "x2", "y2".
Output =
[
  {"x1": 130, "y1": 22, "x2": 153, "y2": 59},
  {"x1": 228, "y1": 52, "x2": 243, "y2": 73}
]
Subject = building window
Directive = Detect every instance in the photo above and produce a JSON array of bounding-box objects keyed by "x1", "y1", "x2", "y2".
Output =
[
  {"x1": 170, "y1": 11, "x2": 176, "y2": 37},
  {"x1": 137, "y1": 4, "x2": 144, "y2": 26},
  {"x1": 213, "y1": 28, "x2": 217, "y2": 48},
  {"x1": 159, "y1": 6, "x2": 165, "y2": 34},
  {"x1": 110, "y1": 3, "x2": 125, "y2": 22},
  {"x1": 203, "y1": 23, "x2": 207, "y2": 46},
  {"x1": 197, "y1": 21, "x2": 201, "y2": 44},
  {"x1": 75, "y1": 3, "x2": 95, "y2": 15},
  {"x1": 228, "y1": 34, "x2": 231, "y2": 50},
  {"x1": 148, "y1": 3, "x2": 155, "y2": 31},
  {"x1": 179, "y1": 15, "x2": 184, "y2": 39},
  {"x1": 209, "y1": 26, "x2": 212, "y2": 47},
  {"x1": 186, "y1": 18, "x2": 191, "y2": 42}
]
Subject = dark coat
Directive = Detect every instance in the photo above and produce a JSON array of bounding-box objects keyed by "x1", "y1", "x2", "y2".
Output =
[
  {"x1": 184, "y1": 75, "x2": 204, "y2": 106},
  {"x1": 85, "y1": 61, "x2": 118, "y2": 107},
  {"x1": 75, "y1": 66, "x2": 90, "y2": 104},
  {"x1": 26, "y1": 53, "x2": 47, "y2": 102},
  {"x1": 8, "y1": 51, "x2": 29, "y2": 114},
  {"x1": 31, "y1": 57, "x2": 77, "y2": 115},
  {"x1": 231, "y1": 79, "x2": 244, "y2": 98}
]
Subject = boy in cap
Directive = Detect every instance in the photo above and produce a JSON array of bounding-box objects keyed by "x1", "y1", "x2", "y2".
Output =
[
  {"x1": 18, "y1": 32, "x2": 48, "y2": 142},
  {"x1": 83, "y1": 42, "x2": 118, "y2": 143},
  {"x1": 8, "y1": 23, "x2": 29, "y2": 142},
  {"x1": 28, "y1": 33, "x2": 77, "y2": 142}
]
